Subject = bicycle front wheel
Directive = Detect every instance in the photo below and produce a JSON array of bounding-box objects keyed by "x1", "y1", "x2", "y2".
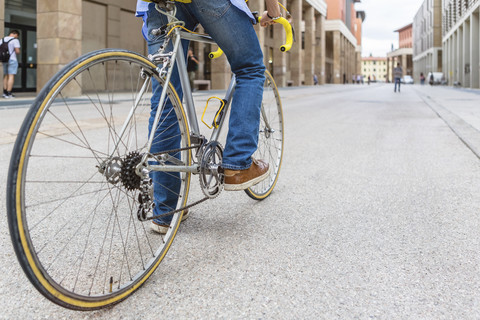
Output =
[
  {"x1": 245, "y1": 70, "x2": 284, "y2": 200},
  {"x1": 7, "y1": 49, "x2": 191, "y2": 310}
]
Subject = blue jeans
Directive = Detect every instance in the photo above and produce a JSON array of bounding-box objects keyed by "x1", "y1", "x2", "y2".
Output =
[
  {"x1": 145, "y1": 1, "x2": 265, "y2": 223},
  {"x1": 394, "y1": 77, "x2": 401, "y2": 92},
  {"x1": 3, "y1": 59, "x2": 18, "y2": 75}
]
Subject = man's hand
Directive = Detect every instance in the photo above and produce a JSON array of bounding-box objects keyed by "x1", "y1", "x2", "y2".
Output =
[
  {"x1": 260, "y1": 11, "x2": 275, "y2": 27},
  {"x1": 260, "y1": 0, "x2": 281, "y2": 27}
]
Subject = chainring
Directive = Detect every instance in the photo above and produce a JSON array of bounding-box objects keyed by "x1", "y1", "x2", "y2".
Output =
[{"x1": 199, "y1": 142, "x2": 224, "y2": 198}]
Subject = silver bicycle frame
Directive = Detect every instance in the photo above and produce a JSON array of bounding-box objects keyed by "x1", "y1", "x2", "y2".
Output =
[{"x1": 145, "y1": 27, "x2": 237, "y2": 174}]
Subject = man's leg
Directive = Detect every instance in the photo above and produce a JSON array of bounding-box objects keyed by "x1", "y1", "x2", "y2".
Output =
[
  {"x1": 6, "y1": 74, "x2": 14, "y2": 91},
  {"x1": 190, "y1": 0, "x2": 265, "y2": 171},
  {"x1": 145, "y1": 3, "x2": 197, "y2": 228},
  {"x1": 3, "y1": 74, "x2": 7, "y2": 96}
]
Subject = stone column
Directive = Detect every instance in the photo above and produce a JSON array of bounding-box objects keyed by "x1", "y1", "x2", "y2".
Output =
[
  {"x1": 386, "y1": 57, "x2": 390, "y2": 82},
  {"x1": 303, "y1": 6, "x2": 315, "y2": 85},
  {"x1": 37, "y1": 0, "x2": 82, "y2": 93},
  {"x1": 196, "y1": 26, "x2": 205, "y2": 81},
  {"x1": 471, "y1": 12, "x2": 480, "y2": 88},
  {"x1": 457, "y1": 27, "x2": 463, "y2": 85},
  {"x1": 289, "y1": 0, "x2": 302, "y2": 86},
  {"x1": 343, "y1": 38, "x2": 348, "y2": 82},
  {"x1": 0, "y1": 0, "x2": 4, "y2": 76},
  {"x1": 210, "y1": 55, "x2": 231, "y2": 90},
  {"x1": 444, "y1": 38, "x2": 449, "y2": 82},
  {"x1": 315, "y1": 14, "x2": 326, "y2": 85},
  {"x1": 250, "y1": 0, "x2": 265, "y2": 52},
  {"x1": 454, "y1": 31, "x2": 458, "y2": 84},
  {"x1": 356, "y1": 49, "x2": 362, "y2": 79},
  {"x1": 448, "y1": 38, "x2": 451, "y2": 78},
  {"x1": 273, "y1": 0, "x2": 287, "y2": 87},
  {"x1": 463, "y1": 19, "x2": 471, "y2": 87},
  {"x1": 332, "y1": 30, "x2": 341, "y2": 84}
]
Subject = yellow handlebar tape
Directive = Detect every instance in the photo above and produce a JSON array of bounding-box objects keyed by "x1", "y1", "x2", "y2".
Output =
[
  {"x1": 209, "y1": 48, "x2": 224, "y2": 60},
  {"x1": 257, "y1": 16, "x2": 293, "y2": 52},
  {"x1": 274, "y1": 17, "x2": 293, "y2": 52}
]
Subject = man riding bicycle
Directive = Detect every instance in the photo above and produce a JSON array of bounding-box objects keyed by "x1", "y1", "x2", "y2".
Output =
[{"x1": 136, "y1": 0, "x2": 281, "y2": 233}]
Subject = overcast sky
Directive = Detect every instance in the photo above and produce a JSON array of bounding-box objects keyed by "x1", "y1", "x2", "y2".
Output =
[{"x1": 355, "y1": 0, "x2": 424, "y2": 57}]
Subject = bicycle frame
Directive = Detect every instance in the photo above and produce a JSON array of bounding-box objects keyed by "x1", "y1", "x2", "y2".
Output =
[
  {"x1": 146, "y1": 28, "x2": 236, "y2": 175},
  {"x1": 109, "y1": 27, "x2": 234, "y2": 176}
]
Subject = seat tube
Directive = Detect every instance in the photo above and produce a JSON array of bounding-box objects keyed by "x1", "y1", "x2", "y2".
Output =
[
  {"x1": 176, "y1": 37, "x2": 201, "y2": 135},
  {"x1": 210, "y1": 75, "x2": 236, "y2": 142}
]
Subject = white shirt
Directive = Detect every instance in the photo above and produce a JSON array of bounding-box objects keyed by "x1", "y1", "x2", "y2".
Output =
[{"x1": 2, "y1": 36, "x2": 20, "y2": 61}]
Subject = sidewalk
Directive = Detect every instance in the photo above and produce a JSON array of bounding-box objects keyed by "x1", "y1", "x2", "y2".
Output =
[{"x1": 412, "y1": 84, "x2": 480, "y2": 159}]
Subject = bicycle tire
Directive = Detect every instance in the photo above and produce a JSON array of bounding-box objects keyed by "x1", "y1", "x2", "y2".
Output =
[
  {"x1": 7, "y1": 49, "x2": 191, "y2": 310},
  {"x1": 245, "y1": 70, "x2": 284, "y2": 200}
]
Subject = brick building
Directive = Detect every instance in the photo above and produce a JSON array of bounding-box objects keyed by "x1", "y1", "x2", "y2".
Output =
[{"x1": 387, "y1": 23, "x2": 414, "y2": 80}]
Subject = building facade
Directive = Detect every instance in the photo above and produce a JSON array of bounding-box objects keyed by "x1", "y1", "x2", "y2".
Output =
[
  {"x1": 1, "y1": 0, "x2": 363, "y2": 93},
  {"x1": 413, "y1": 0, "x2": 443, "y2": 83},
  {"x1": 323, "y1": 0, "x2": 364, "y2": 84},
  {"x1": 361, "y1": 56, "x2": 392, "y2": 82},
  {"x1": 1, "y1": 0, "x2": 145, "y2": 93},
  {"x1": 442, "y1": 0, "x2": 480, "y2": 88},
  {"x1": 387, "y1": 23, "x2": 414, "y2": 81}
]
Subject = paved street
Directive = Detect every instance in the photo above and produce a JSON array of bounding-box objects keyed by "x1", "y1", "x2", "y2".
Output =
[{"x1": 1, "y1": 83, "x2": 480, "y2": 319}]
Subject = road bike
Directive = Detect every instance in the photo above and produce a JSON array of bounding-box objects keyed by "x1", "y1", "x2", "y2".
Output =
[{"x1": 6, "y1": 0, "x2": 292, "y2": 310}]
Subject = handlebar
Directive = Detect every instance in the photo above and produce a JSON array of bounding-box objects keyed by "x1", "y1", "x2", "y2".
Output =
[{"x1": 209, "y1": 16, "x2": 294, "y2": 59}]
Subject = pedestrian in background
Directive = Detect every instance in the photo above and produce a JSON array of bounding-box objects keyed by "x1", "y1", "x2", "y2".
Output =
[
  {"x1": 2, "y1": 30, "x2": 20, "y2": 99},
  {"x1": 420, "y1": 72, "x2": 425, "y2": 85},
  {"x1": 313, "y1": 74, "x2": 318, "y2": 85},
  {"x1": 393, "y1": 63, "x2": 403, "y2": 93},
  {"x1": 187, "y1": 49, "x2": 199, "y2": 91}
]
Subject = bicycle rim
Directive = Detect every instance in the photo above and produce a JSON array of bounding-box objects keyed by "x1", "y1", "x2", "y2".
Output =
[
  {"x1": 245, "y1": 70, "x2": 284, "y2": 200},
  {"x1": 7, "y1": 49, "x2": 190, "y2": 310}
]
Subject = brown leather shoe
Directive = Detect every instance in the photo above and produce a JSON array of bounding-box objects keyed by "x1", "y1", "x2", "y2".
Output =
[{"x1": 224, "y1": 158, "x2": 271, "y2": 191}]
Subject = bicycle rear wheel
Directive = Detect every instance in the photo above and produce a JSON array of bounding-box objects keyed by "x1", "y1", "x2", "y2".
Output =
[
  {"x1": 245, "y1": 70, "x2": 284, "y2": 200},
  {"x1": 7, "y1": 49, "x2": 190, "y2": 310}
]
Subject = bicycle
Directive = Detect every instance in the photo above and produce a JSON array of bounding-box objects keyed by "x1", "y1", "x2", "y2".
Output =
[{"x1": 6, "y1": 0, "x2": 293, "y2": 310}]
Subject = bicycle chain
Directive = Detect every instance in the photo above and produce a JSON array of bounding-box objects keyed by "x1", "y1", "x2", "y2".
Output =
[{"x1": 137, "y1": 143, "x2": 207, "y2": 221}]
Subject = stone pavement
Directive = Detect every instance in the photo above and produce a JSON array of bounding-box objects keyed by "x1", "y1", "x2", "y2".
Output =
[{"x1": 1, "y1": 83, "x2": 480, "y2": 319}]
